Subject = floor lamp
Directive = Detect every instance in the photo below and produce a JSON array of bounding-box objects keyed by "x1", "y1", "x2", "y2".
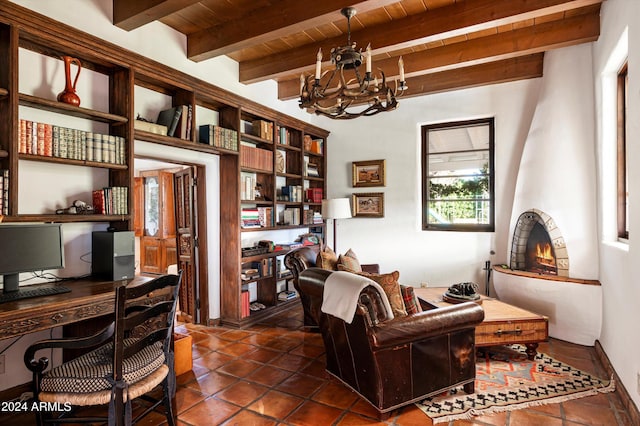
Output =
[{"x1": 321, "y1": 198, "x2": 352, "y2": 251}]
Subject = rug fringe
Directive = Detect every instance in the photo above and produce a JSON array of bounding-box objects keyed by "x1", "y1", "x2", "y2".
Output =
[{"x1": 430, "y1": 377, "x2": 616, "y2": 424}]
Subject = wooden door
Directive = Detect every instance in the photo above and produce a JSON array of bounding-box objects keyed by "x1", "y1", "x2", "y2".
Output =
[{"x1": 174, "y1": 167, "x2": 198, "y2": 322}]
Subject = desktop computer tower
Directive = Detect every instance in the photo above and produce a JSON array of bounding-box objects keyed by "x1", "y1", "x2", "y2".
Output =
[{"x1": 92, "y1": 231, "x2": 135, "y2": 280}]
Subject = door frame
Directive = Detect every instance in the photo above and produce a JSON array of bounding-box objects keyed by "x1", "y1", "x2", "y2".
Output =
[{"x1": 134, "y1": 155, "x2": 209, "y2": 324}]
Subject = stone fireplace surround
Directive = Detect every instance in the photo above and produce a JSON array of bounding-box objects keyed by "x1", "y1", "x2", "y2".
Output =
[{"x1": 510, "y1": 209, "x2": 569, "y2": 277}]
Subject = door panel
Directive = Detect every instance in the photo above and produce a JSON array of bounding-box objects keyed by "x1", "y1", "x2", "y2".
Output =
[{"x1": 174, "y1": 167, "x2": 198, "y2": 322}]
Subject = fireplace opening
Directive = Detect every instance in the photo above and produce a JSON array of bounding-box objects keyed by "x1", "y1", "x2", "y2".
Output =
[
  {"x1": 510, "y1": 209, "x2": 568, "y2": 277},
  {"x1": 525, "y1": 223, "x2": 557, "y2": 275}
]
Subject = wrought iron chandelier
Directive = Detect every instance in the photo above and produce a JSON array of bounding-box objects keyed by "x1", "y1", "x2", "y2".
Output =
[{"x1": 299, "y1": 7, "x2": 407, "y2": 120}]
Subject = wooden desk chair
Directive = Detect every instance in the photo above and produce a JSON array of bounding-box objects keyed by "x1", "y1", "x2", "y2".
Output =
[{"x1": 24, "y1": 272, "x2": 183, "y2": 426}]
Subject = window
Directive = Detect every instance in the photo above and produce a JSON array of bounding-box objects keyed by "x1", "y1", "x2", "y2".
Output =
[
  {"x1": 617, "y1": 62, "x2": 629, "y2": 240},
  {"x1": 421, "y1": 118, "x2": 495, "y2": 231}
]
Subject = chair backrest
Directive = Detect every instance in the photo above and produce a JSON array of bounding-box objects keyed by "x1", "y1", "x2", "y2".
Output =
[
  {"x1": 284, "y1": 246, "x2": 321, "y2": 280},
  {"x1": 112, "y1": 272, "x2": 182, "y2": 382}
]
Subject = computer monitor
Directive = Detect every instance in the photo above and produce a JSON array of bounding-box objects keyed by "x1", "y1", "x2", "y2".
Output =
[{"x1": 0, "y1": 223, "x2": 65, "y2": 294}]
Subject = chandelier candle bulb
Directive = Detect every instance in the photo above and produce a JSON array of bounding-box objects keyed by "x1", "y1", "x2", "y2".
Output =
[
  {"x1": 399, "y1": 56, "x2": 405, "y2": 83},
  {"x1": 366, "y1": 44, "x2": 372, "y2": 74},
  {"x1": 315, "y1": 48, "x2": 322, "y2": 81}
]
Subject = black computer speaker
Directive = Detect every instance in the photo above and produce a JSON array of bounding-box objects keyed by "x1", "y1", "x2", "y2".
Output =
[{"x1": 92, "y1": 231, "x2": 135, "y2": 281}]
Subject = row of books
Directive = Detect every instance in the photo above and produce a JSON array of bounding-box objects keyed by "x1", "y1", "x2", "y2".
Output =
[
  {"x1": 19, "y1": 119, "x2": 126, "y2": 165},
  {"x1": 278, "y1": 290, "x2": 298, "y2": 301},
  {"x1": 277, "y1": 185, "x2": 303, "y2": 202},
  {"x1": 0, "y1": 169, "x2": 8, "y2": 215},
  {"x1": 156, "y1": 104, "x2": 192, "y2": 139},
  {"x1": 199, "y1": 124, "x2": 238, "y2": 151},
  {"x1": 241, "y1": 291, "x2": 251, "y2": 318},
  {"x1": 280, "y1": 207, "x2": 301, "y2": 226},
  {"x1": 241, "y1": 174, "x2": 258, "y2": 201},
  {"x1": 303, "y1": 135, "x2": 324, "y2": 155},
  {"x1": 306, "y1": 187, "x2": 323, "y2": 203},
  {"x1": 240, "y1": 144, "x2": 273, "y2": 172},
  {"x1": 276, "y1": 125, "x2": 293, "y2": 145},
  {"x1": 241, "y1": 207, "x2": 272, "y2": 228},
  {"x1": 303, "y1": 210, "x2": 323, "y2": 225},
  {"x1": 92, "y1": 186, "x2": 128, "y2": 215},
  {"x1": 251, "y1": 119, "x2": 273, "y2": 141}
]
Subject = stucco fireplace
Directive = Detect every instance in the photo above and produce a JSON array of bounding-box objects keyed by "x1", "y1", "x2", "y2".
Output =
[{"x1": 491, "y1": 46, "x2": 602, "y2": 346}]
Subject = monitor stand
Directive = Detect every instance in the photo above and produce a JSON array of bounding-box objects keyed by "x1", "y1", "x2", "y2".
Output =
[{"x1": 2, "y1": 273, "x2": 19, "y2": 293}]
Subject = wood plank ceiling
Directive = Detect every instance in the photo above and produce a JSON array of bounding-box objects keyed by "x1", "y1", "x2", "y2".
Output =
[{"x1": 113, "y1": 0, "x2": 602, "y2": 101}]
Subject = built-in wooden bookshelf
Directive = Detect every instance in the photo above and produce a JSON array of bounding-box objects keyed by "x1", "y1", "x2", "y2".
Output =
[{"x1": 0, "y1": 2, "x2": 329, "y2": 327}]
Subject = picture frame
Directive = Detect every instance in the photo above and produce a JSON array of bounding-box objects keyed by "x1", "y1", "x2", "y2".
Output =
[
  {"x1": 352, "y1": 159, "x2": 385, "y2": 187},
  {"x1": 352, "y1": 192, "x2": 384, "y2": 218}
]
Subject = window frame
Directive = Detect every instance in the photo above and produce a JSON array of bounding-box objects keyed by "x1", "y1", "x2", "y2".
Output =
[
  {"x1": 617, "y1": 62, "x2": 629, "y2": 241},
  {"x1": 421, "y1": 117, "x2": 495, "y2": 232}
]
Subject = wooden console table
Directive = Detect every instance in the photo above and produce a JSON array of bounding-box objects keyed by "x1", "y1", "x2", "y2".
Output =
[
  {"x1": 415, "y1": 287, "x2": 549, "y2": 360},
  {"x1": 0, "y1": 276, "x2": 152, "y2": 341}
]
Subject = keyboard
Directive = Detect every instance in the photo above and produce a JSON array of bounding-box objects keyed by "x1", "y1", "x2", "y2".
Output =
[{"x1": 0, "y1": 285, "x2": 71, "y2": 303}]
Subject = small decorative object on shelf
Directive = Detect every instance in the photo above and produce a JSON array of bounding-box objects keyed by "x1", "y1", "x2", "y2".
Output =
[
  {"x1": 55, "y1": 199, "x2": 94, "y2": 215},
  {"x1": 57, "y1": 56, "x2": 82, "y2": 106}
]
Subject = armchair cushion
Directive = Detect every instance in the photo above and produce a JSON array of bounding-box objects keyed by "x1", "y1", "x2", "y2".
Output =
[
  {"x1": 401, "y1": 286, "x2": 422, "y2": 315},
  {"x1": 359, "y1": 270, "x2": 407, "y2": 317},
  {"x1": 337, "y1": 248, "x2": 362, "y2": 272},
  {"x1": 316, "y1": 246, "x2": 338, "y2": 271}
]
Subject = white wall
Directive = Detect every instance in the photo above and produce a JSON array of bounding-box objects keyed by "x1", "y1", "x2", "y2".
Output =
[
  {"x1": 592, "y1": 0, "x2": 640, "y2": 410},
  {"x1": 310, "y1": 79, "x2": 541, "y2": 289}
]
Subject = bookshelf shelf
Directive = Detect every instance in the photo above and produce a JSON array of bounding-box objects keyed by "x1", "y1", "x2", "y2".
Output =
[
  {"x1": 2, "y1": 214, "x2": 130, "y2": 223},
  {"x1": 0, "y1": 87, "x2": 8, "y2": 97},
  {"x1": 134, "y1": 129, "x2": 236, "y2": 155},
  {"x1": 19, "y1": 93, "x2": 128, "y2": 124},
  {"x1": 240, "y1": 132, "x2": 273, "y2": 145},
  {"x1": 18, "y1": 153, "x2": 128, "y2": 170}
]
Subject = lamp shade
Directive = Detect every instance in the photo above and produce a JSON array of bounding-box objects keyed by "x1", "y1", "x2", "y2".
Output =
[{"x1": 322, "y1": 198, "x2": 352, "y2": 219}]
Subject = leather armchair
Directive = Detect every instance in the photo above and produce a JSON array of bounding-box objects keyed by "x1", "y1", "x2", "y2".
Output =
[
  {"x1": 284, "y1": 246, "x2": 379, "y2": 329},
  {"x1": 297, "y1": 268, "x2": 485, "y2": 418}
]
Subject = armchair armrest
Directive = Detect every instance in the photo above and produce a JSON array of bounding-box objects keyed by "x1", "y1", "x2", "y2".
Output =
[
  {"x1": 369, "y1": 302, "x2": 484, "y2": 349},
  {"x1": 24, "y1": 323, "x2": 115, "y2": 373}
]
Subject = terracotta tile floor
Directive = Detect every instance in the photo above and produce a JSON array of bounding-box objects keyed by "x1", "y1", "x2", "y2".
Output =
[{"x1": 3, "y1": 304, "x2": 634, "y2": 425}]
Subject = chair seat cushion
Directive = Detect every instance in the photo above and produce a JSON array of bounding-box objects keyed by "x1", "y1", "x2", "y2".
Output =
[{"x1": 40, "y1": 339, "x2": 165, "y2": 394}]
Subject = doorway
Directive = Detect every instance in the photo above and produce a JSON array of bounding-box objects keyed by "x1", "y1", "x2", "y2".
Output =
[{"x1": 134, "y1": 157, "x2": 208, "y2": 324}]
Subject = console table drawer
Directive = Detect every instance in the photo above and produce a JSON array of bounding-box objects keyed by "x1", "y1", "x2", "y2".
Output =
[{"x1": 476, "y1": 320, "x2": 548, "y2": 346}]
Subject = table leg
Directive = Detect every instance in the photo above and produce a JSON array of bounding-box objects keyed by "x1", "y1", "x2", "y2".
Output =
[{"x1": 525, "y1": 343, "x2": 539, "y2": 360}]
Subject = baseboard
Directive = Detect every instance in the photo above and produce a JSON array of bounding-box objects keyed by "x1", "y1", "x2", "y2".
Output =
[{"x1": 595, "y1": 339, "x2": 640, "y2": 425}]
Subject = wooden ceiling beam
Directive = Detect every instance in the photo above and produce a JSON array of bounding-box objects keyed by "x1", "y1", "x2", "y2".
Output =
[
  {"x1": 277, "y1": 11, "x2": 598, "y2": 99},
  {"x1": 241, "y1": 0, "x2": 600, "y2": 84},
  {"x1": 113, "y1": 0, "x2": 201, "y2": 31},
  {"x1": 187, "y1": 0, "x2": 399, "y2": 62},
  {"x1": 400, "y1": 54, "x2": 544, "y2": 99}
]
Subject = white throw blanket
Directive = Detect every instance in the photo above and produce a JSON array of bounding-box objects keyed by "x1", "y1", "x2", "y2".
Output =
[{"x1": 321, "y1": 271, "x2": 394, "y2": 324}]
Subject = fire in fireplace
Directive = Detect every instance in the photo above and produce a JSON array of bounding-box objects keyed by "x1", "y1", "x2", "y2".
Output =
[
  {"x1": 510, "y1": 209, "x2": 569, "y2": 277},
  {"x1": 525, "y1": 222, "x2": 557, "y2": 274}
]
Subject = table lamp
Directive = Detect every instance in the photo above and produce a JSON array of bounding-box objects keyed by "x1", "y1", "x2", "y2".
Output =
[{"x1": 321, "y1": 198, "x2": 352, "y2": 251}]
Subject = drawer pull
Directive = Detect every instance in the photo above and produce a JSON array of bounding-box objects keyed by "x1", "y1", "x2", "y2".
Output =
[{"x1": 494, "y1": 328, "x2": 522, "y2": 336}]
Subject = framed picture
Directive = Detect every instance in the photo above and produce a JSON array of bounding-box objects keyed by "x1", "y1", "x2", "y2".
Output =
[
  {"x1": 352, "y1": 192, "x2": 384, "y2": 218},
  {"x1": 352, "y1": 159, "x2": 385, "y2": 187}
]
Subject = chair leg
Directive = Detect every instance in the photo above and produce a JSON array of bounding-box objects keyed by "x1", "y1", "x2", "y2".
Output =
[{"x1": 163, "y1": 381, "x2": 177, "y2": 426}]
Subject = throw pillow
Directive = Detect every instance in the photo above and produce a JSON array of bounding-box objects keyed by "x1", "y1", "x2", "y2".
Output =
[
  {"x1": 401, "y1": 286, "x2": 422, "y2": 315},
  {"x1": 358, "y1": 270, "x2": 407, "y2": 318},
  {"x1": 316, "y1": 246, "x2": 338, "y2": 271},
  {"x1": 337, "y1": 248, "x2": 362, "y2": 272}
]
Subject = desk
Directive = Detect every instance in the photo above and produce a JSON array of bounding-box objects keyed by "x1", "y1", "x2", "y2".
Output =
[{"x1": 0, "y1": 276, "x2": 152, "y2": 341}]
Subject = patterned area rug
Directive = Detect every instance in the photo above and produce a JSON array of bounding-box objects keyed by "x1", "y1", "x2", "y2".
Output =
[{"x1": 416, "y1": 345, "x2": 615, "y2": 424}]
